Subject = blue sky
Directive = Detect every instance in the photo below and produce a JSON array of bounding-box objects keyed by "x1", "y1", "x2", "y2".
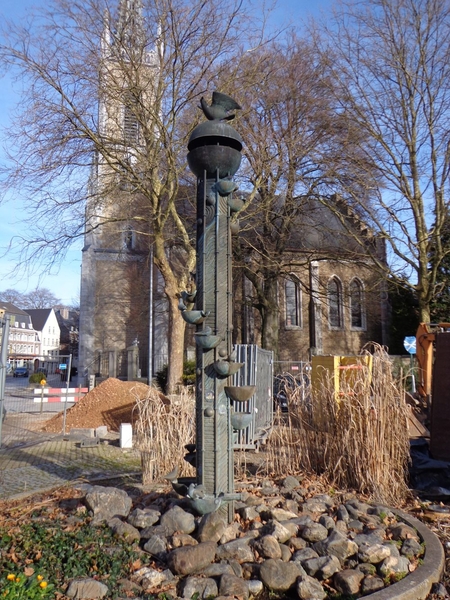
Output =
[{"x1": 0, "y1": 0, "x2": 332, "y2": 305}]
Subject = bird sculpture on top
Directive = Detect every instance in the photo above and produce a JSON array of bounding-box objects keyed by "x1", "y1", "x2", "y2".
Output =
[{"x1": 200, "y1": 91, "x2": 241, "y2": 121}]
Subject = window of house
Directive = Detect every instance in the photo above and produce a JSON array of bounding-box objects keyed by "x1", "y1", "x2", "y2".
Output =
[
  {"x1": 285, "y1": 276, "x2": 301, "y2": 327},
  {"x1": 328, "y1": 276, "x2": 343, "y2": 328},
  {"x1": 350, "y1": 278, "x2": 365, "y2": 329}
]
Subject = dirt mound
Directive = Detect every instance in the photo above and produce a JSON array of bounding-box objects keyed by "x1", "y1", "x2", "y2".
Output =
[{"x1": 42, "y1": 377, "x2": 169, "y2": 433}]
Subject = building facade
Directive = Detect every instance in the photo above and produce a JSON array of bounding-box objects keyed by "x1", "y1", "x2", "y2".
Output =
[{"x1": 78, "y1": 0, "x2": 163, "y2": 379}]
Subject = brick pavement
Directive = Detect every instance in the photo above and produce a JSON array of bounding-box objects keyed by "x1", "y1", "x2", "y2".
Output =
[{"x1": 0, "y1": 433, "x2": 142, "y2": 500}]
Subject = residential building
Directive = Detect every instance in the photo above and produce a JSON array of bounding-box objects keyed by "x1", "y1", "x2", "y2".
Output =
[
  {"x1": 0, "y1": 302, "x2": 39, "y2": 370},
  {"x1": 26, "y1": 309, "x2": 61, "y2": 372}
]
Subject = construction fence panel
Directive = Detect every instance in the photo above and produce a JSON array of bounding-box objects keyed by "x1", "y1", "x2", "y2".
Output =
[
  {"x1": 232, "y1": 344, "x2": 273, "y2": 450},
  {"x1": 1, "y1": 369, "x2": 85, "y2": 449}
]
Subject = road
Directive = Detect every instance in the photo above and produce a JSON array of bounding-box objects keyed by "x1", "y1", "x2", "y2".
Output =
[{"x1": 3, "y1": 375, "x2": 78, "y2": 414}]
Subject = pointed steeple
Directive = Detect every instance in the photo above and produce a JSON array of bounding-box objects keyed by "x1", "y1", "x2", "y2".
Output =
[{"x1": 115, "y1": 0, "x2": 145, "y2": 49}]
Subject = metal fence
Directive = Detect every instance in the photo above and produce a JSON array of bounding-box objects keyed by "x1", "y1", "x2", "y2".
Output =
[
  {"x1": 232, "y1": 344, "x2": 274, "y2": 450},
  {"x1": 0, "y1": 370, "x2": 83, "y2": 448}
]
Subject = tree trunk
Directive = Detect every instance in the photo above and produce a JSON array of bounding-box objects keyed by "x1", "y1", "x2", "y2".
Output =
[{"x1": 166, "y1": 294, "x2": 186, "y2": 395}]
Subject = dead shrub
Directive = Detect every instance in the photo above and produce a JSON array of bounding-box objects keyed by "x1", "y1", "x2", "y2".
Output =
[
  {"x1": 264, "y1": 344, "x2": 410, "y2": 505},
  {"x1": 133, "y1": 387, "x2": 196, "y2": 484}
]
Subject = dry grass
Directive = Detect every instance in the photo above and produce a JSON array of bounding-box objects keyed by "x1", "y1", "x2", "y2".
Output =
[
  {"x1": 263, "y1": 344, "x2": 411, "y2": 505},
  {"x1": 132, "y1": 387, "x2": 196, "y2": 485}
]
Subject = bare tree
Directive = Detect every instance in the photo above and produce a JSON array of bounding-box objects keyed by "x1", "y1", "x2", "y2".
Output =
[
  {"x1": 22, "y1": 288, "x2": 61, "y2": 309},
  {"x1": 0, "y1": 289, "x2": 26, "y2": 306},
  {"x1": 0, "y1": 0, "x2": 269, "y2": 392},
  {"x1": 315, "y1": 0, "x2": 450, "y2": 323},
  {"x1": 227, "y1": 35, "x2": 378, "y2": 358}
]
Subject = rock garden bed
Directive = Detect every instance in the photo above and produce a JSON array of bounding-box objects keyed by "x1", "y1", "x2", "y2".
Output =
[{"x1": 0, "y1": 475, "x2": 444, "y2": 600}]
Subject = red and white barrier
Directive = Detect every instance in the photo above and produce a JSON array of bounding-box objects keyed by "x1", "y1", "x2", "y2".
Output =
[{"x1": 33, "y1": 387, "x2": 88, "y2": 403}]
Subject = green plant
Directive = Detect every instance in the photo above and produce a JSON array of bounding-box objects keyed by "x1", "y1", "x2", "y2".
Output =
[
  {"x1": 3, "y1": 572, "x2": 54, "y2": 599},
  {"x1": 155, "y1": 361, "x2": 196, "y2": 393},
  {"x1": 182, "y1": 360, "x2": 196, "y2": 386},
  {"x1": 28, "y1": 372, "x2": 46, "y2": 384},
  {"x1": 0, "y1": 518, "x2": 140, "y2": 599}
]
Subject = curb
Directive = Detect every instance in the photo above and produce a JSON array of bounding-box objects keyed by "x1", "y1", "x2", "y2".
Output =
[{"x1": 364, "y1": 509, "x2": 445, "y2": 600}]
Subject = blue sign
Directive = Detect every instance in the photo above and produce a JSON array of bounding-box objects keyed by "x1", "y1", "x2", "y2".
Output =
[
  {"x1": 403, "y1": 336, "x2": 416, "y2": 355},
  {"x1": 59, "y1": 364, "x2": 67, "y2": 370}
]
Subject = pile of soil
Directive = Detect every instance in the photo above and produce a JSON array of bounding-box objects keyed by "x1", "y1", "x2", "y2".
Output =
[{"x1": 41, "y1": 378, "x2": 169, "y2": 433}]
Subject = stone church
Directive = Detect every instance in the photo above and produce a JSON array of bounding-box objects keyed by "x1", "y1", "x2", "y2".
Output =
[
  {"x1": 78, "y1": 0, "x2": 387, "y2": 381},
  {"x1": 78, "y1": 0, "x2": 164, "y2": 380}
]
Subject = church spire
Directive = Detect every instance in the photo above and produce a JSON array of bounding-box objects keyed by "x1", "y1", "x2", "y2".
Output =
[{"x1": 115, "y1": 0, "x2": 146, "y2": 49}]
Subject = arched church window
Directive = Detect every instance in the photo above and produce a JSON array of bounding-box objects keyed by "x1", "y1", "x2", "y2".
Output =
[
  {"x1": 328, "y1": 276, "x2": 343, "y2": 329},
  {"x1": 350, "y1": 278, "x2": 365, "y2": 329},
  {"x1": 285, "y1": 276, "x2": 301, "y2": 327},
  {"x1": 123, "y1": 224, "x2": 134, "y2": 250},
  {"x1": 123, "y1": 91, "x2": 139, "y2": 143}
]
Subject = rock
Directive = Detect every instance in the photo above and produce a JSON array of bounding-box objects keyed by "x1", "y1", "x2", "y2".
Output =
[
  {"x1": 266, "y1": 520, "x2": 297, "y2": 543},
  {"x1": 84, "y1": 486, "x2": 132, "y2": 523},
  {"x1": 219, "y1": 573, "x2": 249, "y2": 600},
  {"x1": 358, "y1": 562, "x2": 377, "y2": 575},
  {"x1": 127, "y1": 507, "x2": 160, "y2": 528},
  {"x1": 281, "y1": 475, "x2": 301, "y2": 490},
  {"x1": 160, "y1": 505, "x2": 195, "y2": 535},
  {"x1": 171, "y1": 533, "x2": 198, "y2": 547},
  {"x1": 303, "y1": 499, "x2": 329, "y2": 514},
  {"x1": 313, "y1": 529, "x2": 358, "y2": 562},
  {"x1": 293, "y1": 548, "x2": 320, "y2": 564},
  {"x1": 431, "y1": 582, "x2": 450, "y2": 598},
  {"x1": 318, "y1": 515, "x2": 335, "y2": 531},
  {"x1": 401, "y1": 537, "x2": 423, "y2": 558},
  {"x1": 237, "y1": 505, "x2": 260, "y2": 520},
  {"x1": 167, "y1": 541, "x2": 217, "y2": 575},
  {"x1": 216, "y1": 537, "x2": 255, "y2": 563},
  {"x1": 389, "y1": 523, "x2": 419, "y2": 541},
  {"x1": 182, "y1": 576, "x2": 218, "y2": 599},
  {"x1": 252, "y1": 535, "x2": 282, "y2": 559},
  {"x1": 108, "y1": 517, "x2": 140, "y2": 542},
  {"x1": 303, "y1": 555, "x2": 341, "y2": 579},
  {"x1": 66, "y1": 578, "x2": 109, "y2": 599},
  {"x1": 280, "y1": 543, "x2": 292, "y2": 562},
  {"x1": 289, "y1": 536, "x2": 307, "y2": 550},
  {"x1": 301, "y1": 523, "x2": 328, "y2": 543},
  {"x1": 259, "y1": 558, "x2": 303, "y2": 591},
  {"x1": 378, "y1": 555, "x2": 411, "y2": 578},
  {"x1": 135, "y1": 566, "x2": 170, "y2": 589},
  {"x1": 296, "y1": 574, "x2": 327, "y2": 600},
  {"x1": 268, "y1": 508, "x2": 298, "y2": 521},
  {"x1": 361, "y1": 575, "x2": 385, "y2": 594},
  {"x1": 247, "y1": 579, "x2": 264, "y2": 595},
  {"x1": 336, "y1": 504, "x2": 350, "y2": 522},
  {"x1": 140, "y1": 524, "x2": 169, "y2": 539},
  {"x1": 143, "y1": 535, "x2": 167, "y2": 558},
  {"x1": 202, "y1": 563, "x2": 235, "y2": 577},
  {"x1": 220, "y1": 522, "x2": 240, "y2": 544},
  {"x1": 197, "y1": 511, "x2": 227, "y2": 542},
  {"x1": 358, "y1": 541, "x2": 392, "y2": 563},
  {"x1": 333, "y1": 569, "x2": 364, "y2": 595}
]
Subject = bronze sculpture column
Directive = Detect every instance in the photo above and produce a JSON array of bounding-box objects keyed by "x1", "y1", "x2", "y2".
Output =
[{"x1": 184, "y1": 92, "x2": 246, "y2": 519}]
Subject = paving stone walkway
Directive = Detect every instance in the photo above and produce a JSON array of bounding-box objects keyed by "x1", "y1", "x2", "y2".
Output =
[{"x1": 0, "y1": 435, "x2": 142, "y2": 500}]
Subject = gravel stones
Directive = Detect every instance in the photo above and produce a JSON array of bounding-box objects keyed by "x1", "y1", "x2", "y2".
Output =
[{"x1": 76, "y1": 480, "x2": 430, "y2": 599}]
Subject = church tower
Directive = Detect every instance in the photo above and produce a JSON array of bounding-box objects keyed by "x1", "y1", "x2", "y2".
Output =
[{"x1": 78, "y1": 0, "x2": 158, "y2": 379}]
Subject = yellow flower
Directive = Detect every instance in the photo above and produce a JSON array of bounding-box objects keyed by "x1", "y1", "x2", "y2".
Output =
[
  {"x1": 6, "y1": 575, "x2": 15, "y2": 581},
  {"x1": 39, "y1": 582, "x2": 48, "y2": 589},
  {"x1": 37, "y1": 575, "x2": 43, "y2": 581},
  {"x1": 14, "y1": 578, "x2": 20, "y2": 583}
]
